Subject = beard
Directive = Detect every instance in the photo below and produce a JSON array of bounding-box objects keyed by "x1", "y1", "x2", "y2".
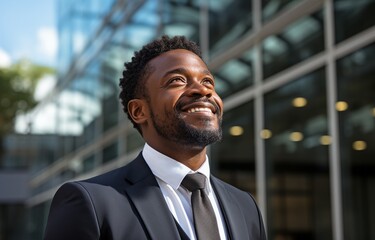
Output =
[{"x1": 150, "y1": 108, "x2": 222, "y2": 148}]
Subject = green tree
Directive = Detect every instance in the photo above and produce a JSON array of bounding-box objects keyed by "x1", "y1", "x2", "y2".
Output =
[{"x1": 0, "y1": 60, "x2": 54, "y2": 164}]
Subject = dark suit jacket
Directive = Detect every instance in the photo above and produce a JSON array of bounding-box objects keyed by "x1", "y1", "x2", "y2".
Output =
[{"x1": 44, "y1": 153, "x2": 266, "y2": 240}]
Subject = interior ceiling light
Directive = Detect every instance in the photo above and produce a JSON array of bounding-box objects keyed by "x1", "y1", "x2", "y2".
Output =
[
  {"x1": 229, "y1": 126, "x2": 244, "y2": 136},
  {"x1": 320, "y1": 135, "x2": 331, "y2": 145},
  {"x1": 352, "y1": 140, "x2": 367, "y2": 151},
  {"x1": 292, "y1": 97, "x2": 307, "y2": 107},
  {"x1": 260, "y1": 129, "x2": 272, "y2": 139},
  {"x1": 336, "y1": 101, "x2": 348, "y2": 111},
  {"x1": 289, "y1": 132, "x2": 303, "y2": 142}
]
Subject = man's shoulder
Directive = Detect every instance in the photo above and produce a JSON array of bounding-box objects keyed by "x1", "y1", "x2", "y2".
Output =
[
  {"x1": 59, "y1": 152, "x2": 146, "y2": 191},
  {"x1": 52, "y1": 153, "x2": 149, "y2": 206},
  {"x1": 83, "y1": 164, "x2": 129, "y2": 185},
  {"x1": 55, "y1": 163, "x2": 129, "y2": 198},
  {"x1": 82, "y1": 152, "x2": 147, "y2": 185}
]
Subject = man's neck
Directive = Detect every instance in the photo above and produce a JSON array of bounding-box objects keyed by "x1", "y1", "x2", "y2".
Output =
[{"x1": 146, "y1": 140, "x2": 207, "y2": 171}]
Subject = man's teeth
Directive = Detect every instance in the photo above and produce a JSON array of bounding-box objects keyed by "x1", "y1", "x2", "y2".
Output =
[{"x1": 187, "y1": 107, "x2": 212, "y2": 113}]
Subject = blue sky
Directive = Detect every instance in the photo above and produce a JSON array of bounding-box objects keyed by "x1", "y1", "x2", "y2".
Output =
[
  {"x1": 0, "y1": 0, "x2": 57, "y2": 67},
  {"x1": 0, "y1": 1, "x2": 58, "y2": 133}
]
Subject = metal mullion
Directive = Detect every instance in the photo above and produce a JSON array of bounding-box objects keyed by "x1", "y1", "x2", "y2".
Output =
[
  {"x1": 324, "y1": 1, "x2": 344, "y2": 240},
  {"x1": 223, "y1": 50, "x2": 327, "y2": 112},
  {"x1": 117, "y1": 101, "x2": 127, "y2": 158},
  {"x1": 253, "y1": 0, "x2": 268, "y2": 230},
  {"x1": 262, "y1": 52, "x2": 326, "y2": 94},
  {"x1": 334, "y1": 25, "x2": 375, "y2": 60},
  {"x1": 199, "y1": 0, "x2": 209, "y2": 62},
  {"x1": 208, "y1": 0, "x2": 324, "y2": 70}
]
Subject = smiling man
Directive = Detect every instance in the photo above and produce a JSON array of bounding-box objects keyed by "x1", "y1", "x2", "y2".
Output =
[{"x1": 44, "y1": 36, "x2": 266, "y2": 240}]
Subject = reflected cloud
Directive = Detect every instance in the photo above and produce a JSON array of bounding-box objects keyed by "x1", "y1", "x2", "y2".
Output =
[{"x1": 37, "y1": 27, "x2": 58, "y2": 60}]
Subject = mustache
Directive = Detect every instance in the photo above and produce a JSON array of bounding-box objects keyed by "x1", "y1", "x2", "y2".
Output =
[{"x1": 176, "y1": 97, "x2": 221, "y2": 115}]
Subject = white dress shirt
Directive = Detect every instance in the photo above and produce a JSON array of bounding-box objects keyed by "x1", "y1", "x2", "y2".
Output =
[{"x1": 142, "y1": 143, "x2": 228, "y2": 240}]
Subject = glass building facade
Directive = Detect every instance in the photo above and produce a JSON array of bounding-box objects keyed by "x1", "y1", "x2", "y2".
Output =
[{"x1": 22, "y1": 0, "x2": 375, "y2": 239}]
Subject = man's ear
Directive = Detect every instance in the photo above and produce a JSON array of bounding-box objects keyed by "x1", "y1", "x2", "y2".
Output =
[{"x1": 128, "y1": 99, "x2": 149, "y2": 125}]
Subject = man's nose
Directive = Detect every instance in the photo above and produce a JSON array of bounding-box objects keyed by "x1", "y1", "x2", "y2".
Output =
[{"x1": 187, "y1": 80, "x2": 213, "y2": 98}]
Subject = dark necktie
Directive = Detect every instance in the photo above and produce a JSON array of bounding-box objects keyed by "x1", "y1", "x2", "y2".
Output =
[{"x1": 181, "y1": 173, "x2": 221, "y2": 240}]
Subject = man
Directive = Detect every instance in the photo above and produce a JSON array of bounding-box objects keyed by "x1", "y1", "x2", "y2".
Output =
[{"x1": 44, "y1": 35, "x2": 266, "y2": 240}]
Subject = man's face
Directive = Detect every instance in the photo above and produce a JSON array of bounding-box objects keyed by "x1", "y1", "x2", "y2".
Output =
[{"x1": 143, "y1": 49, "x2": 223, "y2": 148}]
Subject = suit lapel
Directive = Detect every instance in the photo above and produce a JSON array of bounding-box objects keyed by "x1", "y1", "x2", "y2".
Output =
[
  {"x1": 124, "y1": 154, "x2": 181, "y2": 240},
  {"x1": 211, "y1": 176, "x2": 250, "y2": 240}
]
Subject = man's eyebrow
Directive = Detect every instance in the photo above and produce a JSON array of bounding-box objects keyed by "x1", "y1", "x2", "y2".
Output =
[{"x1": 163, "y1": 67, "x2": 213, "y2": 77}]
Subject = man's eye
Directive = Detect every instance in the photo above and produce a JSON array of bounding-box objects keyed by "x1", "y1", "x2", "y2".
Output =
[
  {"x1": 202, "y1": 78, "x2": 214, "y2": 86},
  {"x1": 169, "y1": 77, "x2": 186, "y2": 84}
]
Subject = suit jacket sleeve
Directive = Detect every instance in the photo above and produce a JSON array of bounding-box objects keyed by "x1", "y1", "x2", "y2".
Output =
[{"x1": 44, "y1": 182, "x2": 101, "y2": 240}]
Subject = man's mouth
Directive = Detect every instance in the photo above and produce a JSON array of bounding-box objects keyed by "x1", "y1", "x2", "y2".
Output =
[
  {"x1": 179, "y1": 101, "x2": 219, "y2": 115},
  {"x1": 176, "y1": 97, "x2": 221, "y2": 117},
  {"x1": 187, "y1": 107, "x2": 213, "y2": 114}
]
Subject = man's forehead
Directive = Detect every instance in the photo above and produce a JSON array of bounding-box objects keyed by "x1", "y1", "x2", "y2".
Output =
[{"x1": 148, "y1": 49, "x2": 207, "y2": 70}]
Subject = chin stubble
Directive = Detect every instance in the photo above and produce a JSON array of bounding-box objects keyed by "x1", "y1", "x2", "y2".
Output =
[{"x1": 151, "y1": 109, "x2": 222, "y2": 147}]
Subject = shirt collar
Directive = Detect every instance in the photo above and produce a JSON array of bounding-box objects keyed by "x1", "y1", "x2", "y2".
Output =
[{"x1": 142, "y1": 143, "x2": 211, "y2": 190}]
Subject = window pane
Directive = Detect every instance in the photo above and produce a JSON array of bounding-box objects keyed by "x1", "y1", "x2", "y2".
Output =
[
  {"x1": 213, "y1": 48, "x2": 255, "y2": 98},
  {"x1": 209, "y1": 0, "x2": 252, "y2": 56},
  {"x1": 264, "y1": 68, "x2": 332, "y2": 239},
  {"x1": 126, "y1": 128, "x2": 144, "y2": 154},
  {"x1": 82, "y1": 154, "x2": 96, "y2": 173},
  {"x1": 211, "y1": 102, "x2": 256, "y2": 195},
  {"x1": 28, "y1": 202, "x2": 50, "y2": 240},
  {"x1": 334, "y1": 0, "x2": 375, "y2": 43},
  {"x1": 262, "y1": 0, "x2": 301, "y2": 22},
  {"x1": 57, "y1": 0, "x2": 112, "y2": 73},
  {"x1": 101, "y1": 75, "x2": 119, "y2": 132},
  {"x1": 262, "y1": 11, "x2": 324, "y2": 79},
  {"x1": 336, "y1": 43, "x2": 375, "y2": 240},
  {"x1": 102, "y1": 141, "x2": 118, "y2": 164},
  {"x1": 161, "y1": 0, "x2": 200, "y2": 43}
]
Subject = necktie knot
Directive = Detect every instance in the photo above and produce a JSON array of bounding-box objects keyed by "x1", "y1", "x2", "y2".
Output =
[{"x1": 181, "y1": 173, "x2": 206, "y2": 192}]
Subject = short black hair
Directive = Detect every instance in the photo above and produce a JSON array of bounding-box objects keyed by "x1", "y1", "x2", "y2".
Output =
[{"x1": 119, "y1": 35, "x2": 202, "y2": 133}]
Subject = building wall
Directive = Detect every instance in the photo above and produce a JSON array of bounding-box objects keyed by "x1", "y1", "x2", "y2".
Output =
[
  {"x1": 0, "y1": 133, "x2": 64, "y2": 240},
  {"x1": 24, "y1": 0, "x2": 375, "y2": 239}
]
